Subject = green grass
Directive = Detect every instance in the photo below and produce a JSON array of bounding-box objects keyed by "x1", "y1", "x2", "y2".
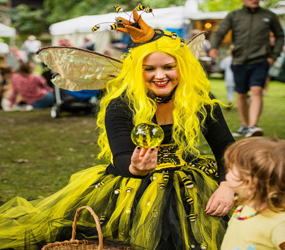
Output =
[
  {"x1": 1, "y1": 79, "x2": 285, "y2": 202},
  {"x1": 211, "y1": 79, "x2": 285, "y2": 139}
]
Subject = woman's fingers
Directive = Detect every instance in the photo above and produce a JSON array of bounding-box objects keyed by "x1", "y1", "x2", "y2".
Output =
[
  {"x1": 133, "y1": 147, "x2": 158, "y2": 170},
  {"x1": 141, "y1": 147, "x2": 156, "y2": 161},
  {"x1": 131, "y1": 147, "x2": 142, "y2": 164},
  {"x1": 129, "y1": 147, "x2": 159, "y2": 176},
  {"x1": 138, "y1": 147, "x2": 149, "y2": 159},
  {"x1": 205, "y1": 181, "x2": 234, "y2": 217},
  {"x1": 207, "y1": 203, "x2": 230, "y2": 217}
]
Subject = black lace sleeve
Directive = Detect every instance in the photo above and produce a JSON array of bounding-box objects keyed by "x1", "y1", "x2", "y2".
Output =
[
  {"x1": 105, "y1": 97, "x2": 141, "y2": 177},
  {"x1": 202, "y1": 103, "x2": 235, "y2": 182},
  {"x1": 105, "y1": 95, "x2": 234, "y2": 181}
]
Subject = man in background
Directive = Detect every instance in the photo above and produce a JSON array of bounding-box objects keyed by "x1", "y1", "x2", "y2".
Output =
[
  {"x1": 209, "y1": 0, "x2": 284, "y2": 137},
  {"x1": 22, "y1": 35, "x2": 41, "y2": 63}
]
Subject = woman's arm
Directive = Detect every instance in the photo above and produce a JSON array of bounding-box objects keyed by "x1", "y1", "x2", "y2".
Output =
[
  {"x1": 105, "y1": 97, "x2": 158, "y2": 177},
  {"x1": 202, "y1": 103, "x2": 235, "y2": 216},
  {"x1": 202, "y1": 103, "x2": 235, "y2": 182},
  {"x1": 129, "y1": 146, "x2": 159, "y2": 176},
  {"x1": 105, "y1": 97, "x2": 135, "y2": 176}
]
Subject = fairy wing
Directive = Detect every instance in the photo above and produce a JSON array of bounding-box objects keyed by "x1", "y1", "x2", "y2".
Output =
[
  {"x1": 36, "y1": 46, "x2": 122, "y2": 91},
  {"x1": 187, "y1": 31, "x2": 207, "y2": 60}
]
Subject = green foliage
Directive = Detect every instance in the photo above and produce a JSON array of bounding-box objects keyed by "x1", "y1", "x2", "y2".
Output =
[
  {"x1": 7, "y1": 0, "x2": 185, "y2": 37},
  {"x1": 261, "y1": 0, "x2": 280, "y2": 8},
  {"x1": 43, "y1": 0, "x2": 136, "y2": 24},
  {"x1": 197, "y1": 0, "x2": 280, "y2": 11},
  {"x1": 8, "y1": 0, "x2": 281, "y2": 38},
  {"x1": 10, "y1": 4, "x2": 48, "y2": 36},
  {"x1": 43, "y1": 0, "x2": 184, "y2": 24},
  {"x1": 1, "y1": 80, "x2": 285, "y2": 202},
  {"x1": 142, "y1": 0, "x2": 185, "y2": 8},
  {"x1": 198, "y1": 0, "x2": 243, "y2": 12}
]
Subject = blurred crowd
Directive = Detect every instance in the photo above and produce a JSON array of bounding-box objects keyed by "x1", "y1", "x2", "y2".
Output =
[
  {"x1": 0, "y1": 32, "x2": 131, "y2": 114},
  {"x1": 1, "y1": 21, "x2": 284, "y2": 119},
  {"x1": 0, "y1": 35, "x2": 54, "y2": 112},
  {"x1": 0, "y1": 34, "x2": 99, "y2": 113}
]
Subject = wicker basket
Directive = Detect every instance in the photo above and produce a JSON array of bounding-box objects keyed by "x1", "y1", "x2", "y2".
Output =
[{"x1": 42, "y1": 206, "x2": 132, "y2": 250}]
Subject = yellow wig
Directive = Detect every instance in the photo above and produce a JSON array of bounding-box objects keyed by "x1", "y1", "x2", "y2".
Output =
[{"x1": 97, "y1": 31, "x2": 220, "y2": 161}]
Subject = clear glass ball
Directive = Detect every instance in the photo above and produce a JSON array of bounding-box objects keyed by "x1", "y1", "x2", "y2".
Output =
[{"x1": 131, "y1": 122, "x2": 164, "y2": 148}]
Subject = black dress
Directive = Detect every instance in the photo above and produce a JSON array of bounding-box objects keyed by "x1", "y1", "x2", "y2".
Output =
[{"x1": 0, "y1": 96, "x2": 235, "y2": 250}]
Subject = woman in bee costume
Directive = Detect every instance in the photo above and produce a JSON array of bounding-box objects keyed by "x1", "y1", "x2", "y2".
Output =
[{"x1": 0, "y1": 5, "x2": 235, "y2": 250}]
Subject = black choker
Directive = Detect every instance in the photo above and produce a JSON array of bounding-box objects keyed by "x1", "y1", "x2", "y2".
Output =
[{"x1": 147, "y1": 86, "x2": 177, "y2": 104}]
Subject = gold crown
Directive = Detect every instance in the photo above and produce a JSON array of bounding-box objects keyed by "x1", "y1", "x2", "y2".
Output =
[
  {"x1": 91, "y1": 4, "x2": 207, "y2": 49},
  {"x1": 92, "y1": 5, "x2": 186, "y2": 48},
  {"x1": 116, "y1": 9, "x2": 155, "y2": 44}
]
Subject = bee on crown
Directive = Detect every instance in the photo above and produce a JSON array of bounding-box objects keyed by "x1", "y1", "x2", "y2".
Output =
[
  {"x1": 90, "y1": 3, "x2": 193, "y2": 49},
  {"x1": 91, "y1": 4, "x2": 155, "y2": 36}
]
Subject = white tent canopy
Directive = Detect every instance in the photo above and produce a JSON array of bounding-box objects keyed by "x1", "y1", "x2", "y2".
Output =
[
  {"x1": 49, "y1": 7, "x2": 185, "y2": 53},
  {"x1": 49, "y1": 5, "x2": 285, "y2": 53},
  {"x1": 0, "y1": 23, "x2": 16, "y2": 46},
  {"x1": 186, "y1": 11, "x2": 229, "y2": 20},
  {"x1": 0, "y1": 23, "x2": 16, "y2": 37},
  {"x1": 49, "y1": 6, "x2": 185, "y2": 35}
]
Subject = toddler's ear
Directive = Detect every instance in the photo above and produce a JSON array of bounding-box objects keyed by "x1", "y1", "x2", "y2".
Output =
[{"x1": 248, "y1": 175, "x2": 256, "y2": 186}]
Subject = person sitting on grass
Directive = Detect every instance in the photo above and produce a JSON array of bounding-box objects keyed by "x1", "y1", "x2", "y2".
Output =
[{"x1": 9, "y1": 62, "x2": 54, "y2": 109}]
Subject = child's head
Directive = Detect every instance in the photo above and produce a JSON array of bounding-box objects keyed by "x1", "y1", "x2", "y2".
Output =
[{"x1": 224, "y1": 137, "x2": 285, "y2": 212}]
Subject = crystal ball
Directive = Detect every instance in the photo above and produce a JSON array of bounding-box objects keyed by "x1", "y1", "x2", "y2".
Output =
[{"x1": 131, "y1": 122, "x2": 164, "y2": 148}]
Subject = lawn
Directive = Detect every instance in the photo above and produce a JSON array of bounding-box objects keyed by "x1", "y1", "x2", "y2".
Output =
[{"x1": 1, "y1": 79, "x2": 285, "y2": 203}]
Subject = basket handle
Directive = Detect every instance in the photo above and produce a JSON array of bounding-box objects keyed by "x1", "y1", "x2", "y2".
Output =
[{"x1": 71, "y1": 206, "x2": 103, "y2": 250}]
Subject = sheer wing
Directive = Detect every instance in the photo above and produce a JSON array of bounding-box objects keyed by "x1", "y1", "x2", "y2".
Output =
[
  {"x1": 187, "y1": 31, "x2": 207, "y2": 60},
  {"x1": 36, "y1": 46, "x2": 122, "y2": 91}
]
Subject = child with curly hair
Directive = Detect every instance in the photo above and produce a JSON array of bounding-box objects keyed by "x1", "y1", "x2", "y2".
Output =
[{"x1": 222, "y1": 137, "x2": 285, "y2": 250}]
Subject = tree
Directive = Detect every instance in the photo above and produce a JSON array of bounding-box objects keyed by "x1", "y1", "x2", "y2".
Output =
[
  {"x1": 142, "y1": 0, "x2": 185, "y2": 8},
  {"x1": 261, "y1": 0, "x2": 280, "y2": 8},
  {"x1": 198, "y1": 0, "x2": 281, "y2": 12},
  {"x1": 198, "y1": 0, "x2": 242, "y2": 12},
  {"x1": 9, "y1": 4, "x2": 48, "y2": 36},
  {"x1": 43, "y1": 0, "x2": 139, "y2": 24},
  {"x1": 7, "y1": 0, "x2": 185, "y2": 37},
  {"x1": 43, "y1": 0, "x2": 185, "y2": 25}
]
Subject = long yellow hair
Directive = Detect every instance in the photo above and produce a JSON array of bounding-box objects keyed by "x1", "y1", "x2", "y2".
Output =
[{"x1": 97, "y1": 32, "x2": 219, "y2": 161}]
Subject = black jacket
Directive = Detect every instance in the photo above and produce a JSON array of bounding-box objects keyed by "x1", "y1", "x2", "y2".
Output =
[{"x1": 211, "y1": 5, "x2": 284, "y2": 65}]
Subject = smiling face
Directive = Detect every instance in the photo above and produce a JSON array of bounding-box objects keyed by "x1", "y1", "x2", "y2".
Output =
[{"x1": 142, "y1": 52, "x2": 180, "y2": 97}]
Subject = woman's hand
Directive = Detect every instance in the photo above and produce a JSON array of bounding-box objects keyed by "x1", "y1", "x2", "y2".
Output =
[
  {"x1": 209, "y1": 49, "x2": 219, "y2": 59},
  {"x1": 205, "y1": 181, "x2": 234, "y2": 217},
  {"x1": 267, "y1": 57, "x2": 275, "y2": 67},
  {"x1": 129, "y1": 146, "x2": 159, "y2": 176}
]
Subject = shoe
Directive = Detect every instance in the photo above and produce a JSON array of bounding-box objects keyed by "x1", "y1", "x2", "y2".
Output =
[
  {"x1": 51, "y1": 106, "x2": 58, "y2": 118},
  {"x1": 232, "y1": 126, "x2": 248, "y2": 137},
  {"x1": 245, "y1": 126, "x2": 263, "y2": 137}
]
